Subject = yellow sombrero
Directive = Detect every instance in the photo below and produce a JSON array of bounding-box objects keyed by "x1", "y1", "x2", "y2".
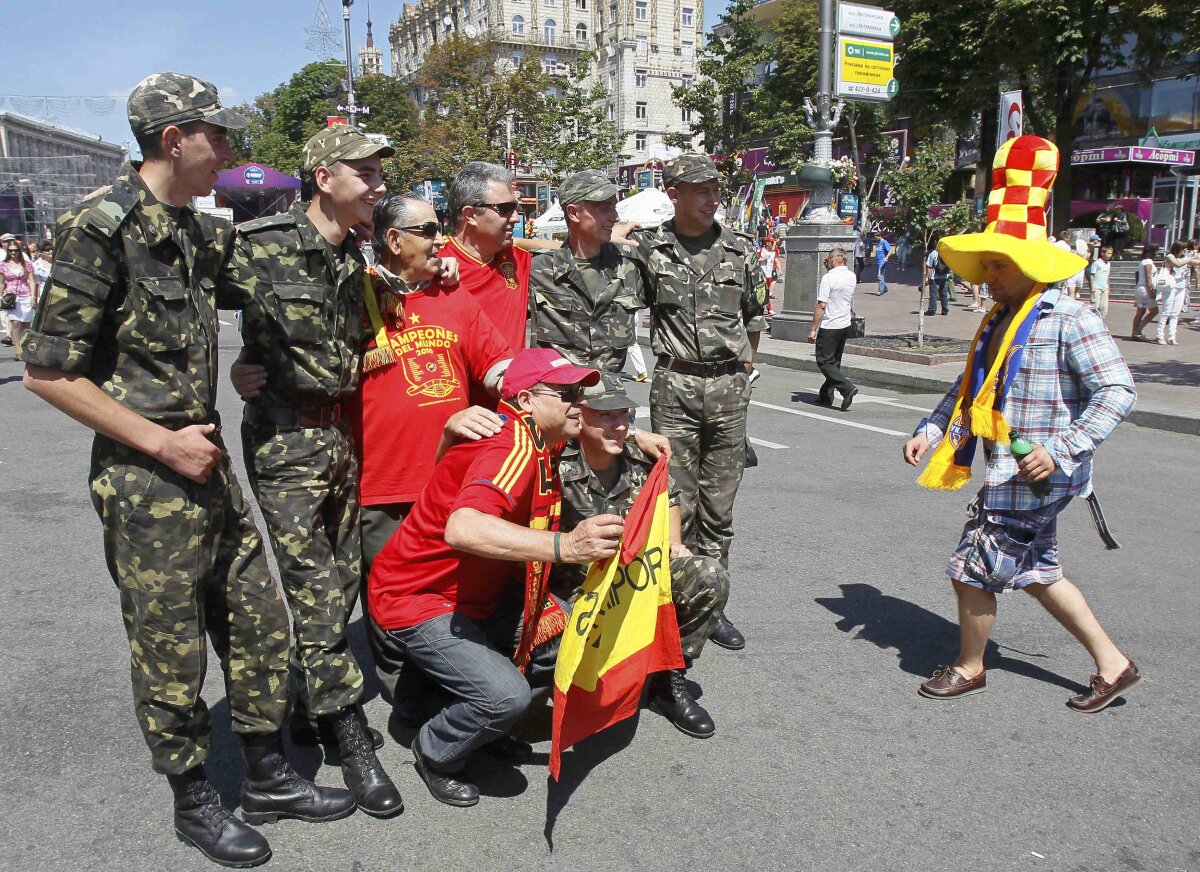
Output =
[{"x1": 938, "y1": 135, "x2": 1086, "y2": 285}]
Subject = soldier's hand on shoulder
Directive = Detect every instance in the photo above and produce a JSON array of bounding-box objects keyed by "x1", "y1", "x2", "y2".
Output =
[
  {"x1": 445, "y1": 405, "x2": 504, "y2": 441},
  {"x1": 611, "y1": 221, "x2": 639, "y2": 247},
  {"x1": 632, "y1": 428, "x2": 671, "y2": 462},
  {"x1": 563, "y1": 514, "x2": 624, "y2": 563},
  {"x1": 437, "y1": 257, "x2": 460, "y2": 287},
  {"x1": 229, "y1": 348, "x2": 267, "y2": 399},
  {"x1": 158, "y1": 424, "x2": 222, "y2": 483}
]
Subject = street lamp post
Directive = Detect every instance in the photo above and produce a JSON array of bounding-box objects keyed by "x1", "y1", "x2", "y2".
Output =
[
  {"x1": 342, "y1": 0, "x2": 357, "y2": 126},
  {"x1": 771, "y1": 0, "x2": 856, "y2": 343}
]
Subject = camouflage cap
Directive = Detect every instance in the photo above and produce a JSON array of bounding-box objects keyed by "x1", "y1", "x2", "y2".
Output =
[
  {"x1": 664, "y1": 153, "x2": 722, "y2": 188},
  {"x1": 127, "y1": 72, "x2": 249, "y2": 136},
  {"x1": 581, "y1": 373, "x2": 637, "y2": 411},
  {"x1": 302, "y1": 124, "x2": 396, "y2": 174},
  {"x1": 558, "y1": 170, "x2": 620, "y2": 207}
]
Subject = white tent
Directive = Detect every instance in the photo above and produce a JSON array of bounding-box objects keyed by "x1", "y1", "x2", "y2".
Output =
[
  {"x1": 532, "y1": 200, "x2": 566, "y2": 236},
  {"x1": 617, "y1": 188, "x2": 674, "y2": 228}
]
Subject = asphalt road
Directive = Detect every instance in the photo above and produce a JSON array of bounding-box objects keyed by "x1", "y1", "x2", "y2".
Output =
[{"x1": 1, "y1": 334, "x2": 1196, "y2": 872}]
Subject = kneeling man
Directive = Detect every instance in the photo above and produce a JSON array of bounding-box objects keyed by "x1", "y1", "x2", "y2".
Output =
[{"x1": 368, "y1": 348, "x2": 622, "y2": 806}]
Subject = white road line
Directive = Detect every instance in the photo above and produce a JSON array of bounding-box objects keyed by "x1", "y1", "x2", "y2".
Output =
[
  {"x1": 750, "y1": 399, "x2": 907, "y2": 437},
  {"x1": 219, "y1": 319, "x2": 234, "y2": 326},
  {"x1": 749, "y1": 437, "x2": 788, "y2": 450},
  {"x1": 855, "y1": 395, "x2": 934, "y2": 413}
]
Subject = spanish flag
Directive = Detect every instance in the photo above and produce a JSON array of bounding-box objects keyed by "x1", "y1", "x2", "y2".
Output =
[{"x1": 549, "y1": 456, "x2": 684, "y2": 779}]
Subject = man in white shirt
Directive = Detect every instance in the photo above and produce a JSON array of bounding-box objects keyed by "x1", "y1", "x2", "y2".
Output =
[
  {"x1": 808, "y1": 247, "x2": 859, "y2": 409},
  {"x1": 852, "y1": 229, "x2": 866, "y2": 282}
]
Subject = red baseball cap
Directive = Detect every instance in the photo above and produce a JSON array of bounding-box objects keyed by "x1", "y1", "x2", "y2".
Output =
[{"x1": 501, "y1": 348, "x2": 601, "y2": 398}]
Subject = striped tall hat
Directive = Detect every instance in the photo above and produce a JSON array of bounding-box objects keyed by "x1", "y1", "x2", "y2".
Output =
[{"x1": 939, "y1": 135, "x2": 1086, "y2": 285}]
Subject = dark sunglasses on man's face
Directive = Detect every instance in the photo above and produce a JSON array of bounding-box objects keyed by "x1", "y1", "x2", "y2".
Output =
[
  {"x1": 399, "y1": 222, "x2": 441, "y2": 239},
  {"x1": 474, "y1": 201, "x2": 519, "y2": 218},
  {"x1": 530, "y1": 385, "x2": 585, "y2": 404}
]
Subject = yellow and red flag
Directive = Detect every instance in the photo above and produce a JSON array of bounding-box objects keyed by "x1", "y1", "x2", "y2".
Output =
[{"x1": 549, "y1": 455, "x2": 684, "y2": 779}]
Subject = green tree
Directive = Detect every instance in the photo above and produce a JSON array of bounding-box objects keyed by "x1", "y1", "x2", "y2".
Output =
[{"x1": 526, "y1": 59, "x2": 626, "y2": 181}]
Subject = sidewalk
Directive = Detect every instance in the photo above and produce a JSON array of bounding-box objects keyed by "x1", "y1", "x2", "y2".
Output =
[{"x1": 751, "y1": 261, "x2": 1200, "y2": 436}]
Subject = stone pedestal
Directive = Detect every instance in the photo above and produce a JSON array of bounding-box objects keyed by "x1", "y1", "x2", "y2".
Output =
[{"x1": 771, "y1": 221, "x2": 858, "y2": 342}]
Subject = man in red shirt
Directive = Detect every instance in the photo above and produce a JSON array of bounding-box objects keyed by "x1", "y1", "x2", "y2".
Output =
[
  {"x1": 368, "y1": 348, "x2": 622, "y2": 807},
  {"x1": 438, "y1": 162, "x2": 532, "y2": 386}
]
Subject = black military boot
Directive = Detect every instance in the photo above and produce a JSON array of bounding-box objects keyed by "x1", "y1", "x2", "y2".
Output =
[
  {"x1": 710, "y1": 612, "x2": 746, "y2": 650},
  {"x1": 292, "y1": 697, "x2": 384, "y2": 753},
  {"x1": 240, "y1": 732, "x2": 357, "y2": 825},
  {"x1": 168, "y1": 767, "x2": 272, "y2": 868},
  {"x1": 320, "y1": 708, "x2": 404, "y2": 818},
  {"x1": 648, "y1": 669, "x2": 716, "y2": 739}
]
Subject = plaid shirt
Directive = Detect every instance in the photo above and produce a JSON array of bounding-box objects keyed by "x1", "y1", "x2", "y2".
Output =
[{"x1": 920, "y1": 289, "x2": 1135, "y2": 510}]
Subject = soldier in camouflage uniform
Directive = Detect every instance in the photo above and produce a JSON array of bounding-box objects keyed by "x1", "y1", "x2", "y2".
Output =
[
  {"x1": 530, "y1": 170, "x2": 645, "y2": 372},
  {"x1": 21, "y1": 73, "x2": 354, "y2": 868},
  {"x1": 222, "y1": 124, "x2": 403, "y2": 818},
  {"x1": 552, "y1": 375, "x2": 728, "y2": 738},
  {"x1": 628, "y1": 153, "x2": 766, "y2": 651}
]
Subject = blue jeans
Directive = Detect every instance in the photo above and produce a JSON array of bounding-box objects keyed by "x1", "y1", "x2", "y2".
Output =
[
  {"x1": 926, "y1": 278, "x2": 949, "y2": 314},
  {"x1": 384, "y1": 585, "x2": 561, "y2": 772},
  {"x1": 877, "y1": 262, "x2": 889, "y2": 293}
]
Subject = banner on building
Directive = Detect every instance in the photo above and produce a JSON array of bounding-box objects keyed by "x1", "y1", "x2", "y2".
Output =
[
  {"x1": 999, "y1": 91, "x2": 1023, "y2": 142},
  {"x1": 549, "y1": 456, "x2": 684, "y2": 780}
]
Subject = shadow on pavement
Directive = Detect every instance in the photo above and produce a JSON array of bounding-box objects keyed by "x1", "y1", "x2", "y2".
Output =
[
  {"x1": 543, "y1": 716, "x2": 639, "y2": 851},
  {"x1": 0, "y1": 375, "x2": 25, "y2": 387},
  {"x1": 201, "y1": 698, "x2": 246, "y2": 809},
  {"x1": 814, "y1": 582, "x2": 1086, "y2": 693},
  {"x1": 1126, "y1": 359, "x2": 1200, "y2": 388}
]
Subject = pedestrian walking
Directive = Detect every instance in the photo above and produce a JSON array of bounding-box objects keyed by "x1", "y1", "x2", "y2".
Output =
[
  {"x1": 903, "y1": 135, "x2": 1140, "y2": 713},
  {"x1": 21, "y1": 72, "x2": 355, "y2": 868},
  {"x1": 896, "y1": 232, "x2": 911, "y2": 270},
  {"x1": 808, "y1": 247, "x2": 858, "y2": 409},
  {"x1": 924, "y1": 242, "x2": 951, "y2": 316},
  {"x1": 227, "y1": 124, "x2": 403, "y2": 818},
  {"x1": 875, "y1": 233, "x2": 893, "y2": 295},
  {"x1": 1131, "y1": 243, "x2": 1160, "y2": 340},
  {"x1": 852, "y1": 227, "x2": 866, "y2": 282},
  {"x1": 1089, "y1": 245, "x2": 1112, "y2": 318},
  {"x1": 627, "y1": 153, "x2": 766, "y2": 650},
  {"x1": 1156, "y1": 241, "x2": 1200, "y2": 345},
  {"x1": 1, "y1": 235, "x2": 37, "y2": 358}
]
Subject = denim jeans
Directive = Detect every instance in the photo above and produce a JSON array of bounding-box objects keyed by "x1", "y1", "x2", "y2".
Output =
[
  {"x1": 384, "y1": 585, "x2": 561, "y2": 772},
  {"x1": 877, "y1": 262, "x2": 889, "y2": 294},
  {"x1": 926, "y1": 278, "x2": 949, "y2": 314}
]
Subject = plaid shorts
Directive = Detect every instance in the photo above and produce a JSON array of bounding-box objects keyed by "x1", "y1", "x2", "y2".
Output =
[{"x1": 947, "y1": 494, "x2": 1072, "y2": 593}]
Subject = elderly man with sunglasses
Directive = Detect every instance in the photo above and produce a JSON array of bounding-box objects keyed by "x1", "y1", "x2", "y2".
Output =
[{"x1": 367, "y1": 348, "x2": 618, "y2": 807}]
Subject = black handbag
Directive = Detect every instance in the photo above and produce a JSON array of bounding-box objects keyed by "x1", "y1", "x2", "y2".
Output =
[
  {"x1": 0, "y1": 292, "x2": 16, "y2": 310},
  {"x1": 848, "y1": 311, "x2": 866, "y2": 338}
]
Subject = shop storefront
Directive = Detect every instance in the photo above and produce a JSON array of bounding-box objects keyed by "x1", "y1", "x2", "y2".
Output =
[{"x1": 1070, "y1": 145, "x2": 1196, "y2": 244}]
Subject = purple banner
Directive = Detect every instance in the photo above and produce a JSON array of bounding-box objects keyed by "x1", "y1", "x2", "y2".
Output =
[{"x1": 1072, "y1": 146, "x2": 1195, "y2": 167}]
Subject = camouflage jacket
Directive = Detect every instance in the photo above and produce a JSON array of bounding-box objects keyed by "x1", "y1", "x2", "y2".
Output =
[
  {"x1": 530, "y1": 242, "x2": 644, "y2": 373},
  {"x1": 629, "y1": 219, "x2": 766, "y2": 364},
  {"x1": 551, "y1": 441, "x2": 679, "y2": 594},
  {"x1": 24, "y1": 162, "x2": 233, "y2": 423},
  {"x1": 223, "y1": 201, "x2": 366, "y2": 406}
]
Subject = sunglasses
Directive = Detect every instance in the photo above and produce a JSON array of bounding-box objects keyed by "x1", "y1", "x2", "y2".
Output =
[
  {"x1": 474, "y1": 201, "x2": 519, "y2": 218},
  {"x1": 398, "y1": 222, "x2": 441, "y2": 239},
  {"x1": 530, "y1": 385, "x2": 585, "y2": 404}
]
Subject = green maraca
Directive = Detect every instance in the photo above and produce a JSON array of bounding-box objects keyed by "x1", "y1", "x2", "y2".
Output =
[{"x1": 1009, "y1": 430, "x2": 1052, "y2": 497}]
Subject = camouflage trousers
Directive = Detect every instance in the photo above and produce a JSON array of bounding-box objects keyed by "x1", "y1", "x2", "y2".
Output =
[
  {"x1": 242, "y1": 420, "x2": 364, "y2": 716},
  {"x1": 89, "y1": 432, "x2": 290, "y2": 775},
  {"x1": 649, "y1": 368, "x2": 751, "y2": 568},
  {"x1": 671, "y1": 553, "x2": 730, "y2": 660}
]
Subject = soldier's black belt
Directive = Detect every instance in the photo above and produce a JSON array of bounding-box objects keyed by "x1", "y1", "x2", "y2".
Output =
[
  {"x1": 244, "y1": 402, "x2": 345, "y2": 428},
  {"x1": 656, "y1": 355, "x2": 745, "y2": 377}
]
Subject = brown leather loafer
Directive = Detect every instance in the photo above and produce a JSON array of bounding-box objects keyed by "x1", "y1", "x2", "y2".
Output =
[
  {"x1": 1067, "y1": 660, "x2": 1140, "y2": 713},
  {"x1": 918, "y1": 666, "x2": 986, "y2": 699}
]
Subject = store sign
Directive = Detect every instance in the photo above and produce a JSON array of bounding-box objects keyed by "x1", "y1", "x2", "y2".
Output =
[
  {"x1": 835, "y1": 37, "x2": 897, "y2": 103},
  {"x1": 837, "y1": 2, "x2": 900, "y2": 41},
  {"x1": 244, "y1": 166, "x2": 266, "y2": 186},
  {"x1": 1071, "y1": 146, "x2": 1196, "y2": 167},
  {"x1": 839, "y1": 193, "x2": 860, "y2": 218}
]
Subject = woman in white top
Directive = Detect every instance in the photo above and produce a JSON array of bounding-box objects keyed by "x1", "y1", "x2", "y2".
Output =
[
  {"x1": 1157, "y1": 241, "x2": 1200, "y2": 345},
  {"x1": 1131, "y1": 243, "x2": 1160, "y2": 341}
]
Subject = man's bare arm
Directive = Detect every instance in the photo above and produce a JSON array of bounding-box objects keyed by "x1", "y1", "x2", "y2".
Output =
[
  {"x1": 24, "y1": 364, "x2": 220, "y2": 483},
  {"x1": 512, "y1": 237, "x2": 562, "y2": 253},
  {"x1": 445, "y1": 507, "x2": 623, "y2": 564}
]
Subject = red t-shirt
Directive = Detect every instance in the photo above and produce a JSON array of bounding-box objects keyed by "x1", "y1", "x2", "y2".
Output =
[
  {"x1": 368, "y1": 415, "x2": 553, "y2": 631},
  {"x1": 438, "y1": 237, "x2": 532, "y2": 353},
  {"x1": 354, "y1": 279, "x2": 512, "y2": 506}
]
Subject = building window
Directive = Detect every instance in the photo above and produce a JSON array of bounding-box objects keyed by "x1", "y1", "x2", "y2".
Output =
[
  {"x1": 544, "y1": 18, "x2": 557, "y2": 41},
  {"x1": 513, "y1": 50, "x2": 523, "y2": 64},
  {"x1": 635, "y1": 101, "x2": 647, "y2": 119},
  {"x1": 635, "y1": 0, "x2": 647, "y2": 20},
  {"x1": 682, "y1": 107, "x2": 692, "y2": 123},
  {"x1": 636, "y1": 35, "x2": 648, "y2": 57},
  {"x1": 609, "y1": 103, "x2": 616, "y2": 121},
  {"x1": 576, "y1": 0, "x2": 587, "y2": 8},
  {"x1": 635, "y1": 132, "x2": 648, "y2": 150},
  {"x1": 635, "y1": 69, "x2": 647, "y2": 87},
  {"x1": 576, "y1": 22, "x2": 588, "y2": 41},
  {"x1": 681, "y1": 74, "x2": 693, "y2": 88},
  {"x1": 681, "y1": 40, "x2": 694, "y2": 60},
  {"x1": 681, "y1": 5, "x2": 694, "y2": 25},
  {"x1": 609, "y1": 72, "x2": 617, "y2": 92},
  {"x1": 512, "y1": 14, "x2": 524, "y2": 34},
  {"x1": 477, "y1": 0, "x2": 486, "y2": 9},
  {"x1": 543, "y1": 54, "x2": 558, "y2": 73},
  {"x1": 545, "y1": 0, "x2": 557, "y2": 6}
]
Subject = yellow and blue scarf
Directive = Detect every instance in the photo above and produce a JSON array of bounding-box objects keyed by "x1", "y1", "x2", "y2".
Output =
[{"x1": 917, "y1": 287, "x2": 1048, "y2": 491}]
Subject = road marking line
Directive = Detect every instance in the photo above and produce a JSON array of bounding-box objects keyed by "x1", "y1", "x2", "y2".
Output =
[
  {"x1": 219, "y1": 319, "x2": 234, "y2": 326},
  {"x1": 749, "y1": 437, "x2": 788, "y2": 449},
  {"x1": 750, "y1": 399, "x2": 907, "y2": 436},
  {"x1": 855, "y1": 395, "x2": 934, "y2": 412}
]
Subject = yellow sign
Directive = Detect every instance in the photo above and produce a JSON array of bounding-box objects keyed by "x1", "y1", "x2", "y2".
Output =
[{"x1": 836, "y1": 36, "x2": 897, "y2": 102}]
